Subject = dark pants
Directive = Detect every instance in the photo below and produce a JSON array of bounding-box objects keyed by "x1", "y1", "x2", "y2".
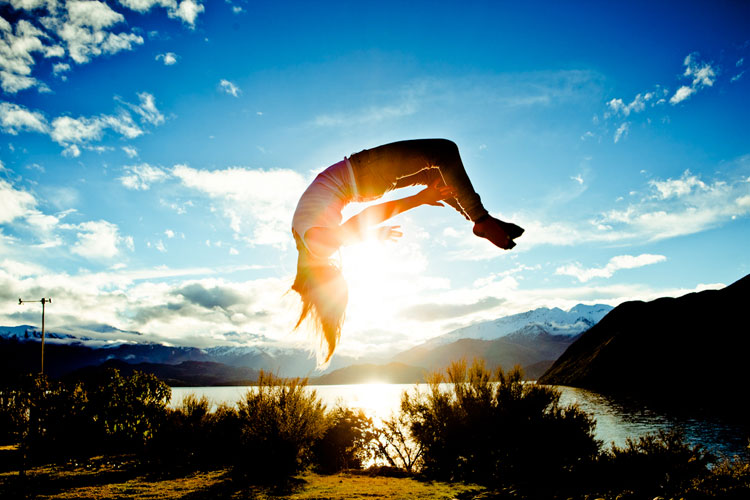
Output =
[{"x1": 348, "y1": 139, "x2": 488, "y2": 222}]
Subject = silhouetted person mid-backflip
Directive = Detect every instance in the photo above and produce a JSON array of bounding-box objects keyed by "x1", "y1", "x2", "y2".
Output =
[{"x1": 290, "y1": 139, "x2": 524, "y2": 365}]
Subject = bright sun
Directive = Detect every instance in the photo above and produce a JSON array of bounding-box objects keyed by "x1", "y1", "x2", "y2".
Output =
[{"x1": 340, "y1": 240, "x2": 396, "y2": 317}]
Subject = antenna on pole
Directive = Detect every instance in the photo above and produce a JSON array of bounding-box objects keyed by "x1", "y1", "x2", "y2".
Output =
[{"x1": 18, "y1": 297, "x2": 52, "y2": 375}]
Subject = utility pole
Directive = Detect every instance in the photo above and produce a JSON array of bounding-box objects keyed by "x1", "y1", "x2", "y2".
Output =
[{"x1": 18, "y1": 298, "x2": 52, "y2": 375}]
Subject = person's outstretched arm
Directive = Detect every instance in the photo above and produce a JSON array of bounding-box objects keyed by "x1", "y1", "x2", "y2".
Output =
[{"x1": 304, "y1": 180, "x2": 455, "y2": 257}]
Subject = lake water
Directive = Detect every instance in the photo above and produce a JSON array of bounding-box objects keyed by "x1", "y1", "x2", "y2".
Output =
[{"x1": 171, "y1": 384, "x2": 749, "y2": 459}]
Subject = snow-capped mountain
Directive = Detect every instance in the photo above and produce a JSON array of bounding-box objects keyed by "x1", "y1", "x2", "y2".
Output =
[
  {"x1": 0, "y1": 325, "x2": 79, "y2": 341},
  {"x1": 0, "y1": 325, "x2": 352, "y2": 377},
  {"x1": 425, "y1": 304, "x2": 614, "y2": 347}
]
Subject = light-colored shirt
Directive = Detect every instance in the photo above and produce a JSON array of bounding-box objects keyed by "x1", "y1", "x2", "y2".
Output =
[{"x1": 292, "y1": 158, "x2": 360, "y2": 254}]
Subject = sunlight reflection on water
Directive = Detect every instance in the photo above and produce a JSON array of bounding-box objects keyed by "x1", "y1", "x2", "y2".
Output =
[{"x1": 171, "y1": 384, "x2": 749, "y2": 459}]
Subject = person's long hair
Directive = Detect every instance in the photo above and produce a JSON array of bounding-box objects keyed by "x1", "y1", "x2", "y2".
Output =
[{"x1": 291, "y1": 233, "x2": 348, "y2": 367}]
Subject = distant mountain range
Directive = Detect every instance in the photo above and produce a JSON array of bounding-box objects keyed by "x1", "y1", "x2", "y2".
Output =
[
  {"x1": 1, "y1": 302, "x2": 611, "y2": 385},
  {"x1": 540, "y1": 274, "x2": 749, "y2": 414},
  {"x1": 424, "y1": 304, "x2": 612, "y2": 346}
]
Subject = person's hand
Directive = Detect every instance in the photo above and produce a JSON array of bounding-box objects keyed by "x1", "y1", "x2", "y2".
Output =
[
  {"x1": 375, "y1": 225, "x2": 403, "y2": 242},
  {"x1": 417, "y1": 179, "x2": 456, "y2": 207}
]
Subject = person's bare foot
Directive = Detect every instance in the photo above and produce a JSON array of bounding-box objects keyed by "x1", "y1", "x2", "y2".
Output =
[{"x1": 472, "y1": 215, "x2": 524, "y2": 250}]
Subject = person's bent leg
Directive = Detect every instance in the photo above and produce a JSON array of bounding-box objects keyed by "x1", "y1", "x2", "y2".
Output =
[
  {"x1": 351, "y1": 139, "x2": 485, "y2": 220},
  {"x1": 350, "y1": 139, "x2": 523, "y2": 249}
]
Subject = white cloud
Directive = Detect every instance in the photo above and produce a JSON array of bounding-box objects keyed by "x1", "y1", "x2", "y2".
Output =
[
  {"x1": 606, "y1": 92, "x2": 654, "y2": 117},
  {"x1": 119, "y1": 163, "x2": 169, "y2": 190},
  {"x1": 62, "y1": 144, "x2": 81, "y2": 157},
  {"x1": 648, "y1": 170, "x2": 707, "y2": 199},
  {"x1": 156, "y1": 51, "x2": 177, "y2": 65},
  {"x1": 50, "y1": 115, "x2": 107, "y2": 143},
  {"x1": 670, "y1": 53, "x2": 716, "y2": 105},
  {"x1": 170, "y1": 0, "x2": 204, "y2": 26},
  {"x1": 219, "y1": 79, "x2": 241, "y2": 97},
  {"x1": 1, "y1": 0, "x2": 203, "y2": 94},
  {"x1": 595, "y1": 169, "x2": 750, "y2": 241},
  {"x1": 313, "y1": 101, "x2": 416, "y2": 127},
  {"x1": 67, "y1": 1, "x2": 125, "y2": 30},
  {"x1": 4, "y1": 94, "x2": 163, "y2": 154},
  {"x1": 55, "y1": 9, "x2": 144, "y2": 64},
  {"x1": 124, "y1": 92, "x2": 165, "y2": 125},
  {"x1": 556, "y1": 254, "x2": 667, "y2": 282},
  {"x1": 614, "y1": 122, "x2": 629, "y2": 143},
  {"x1": 0, "y1": 18, "x2": 64, "y2": 93},
  {"x1": 52, "y1": 62, "x2": 70, "y2": 76},
  {"x1": 172, "y1": 164, "x2": 308, "y2": 247},
  {"x1": 0, "y1": 179, "x2": 37, "y2": 224},
  {"x1": 50, "y1": 112, "x2": 143, "y2": 145},
  {"x1": 669, "y1": 85, "x2": 694, "y2": 105},
  {"x1": 118, "y1": 0, "x2": 205, "y2": 27},
  {"x1": 0, "y1": 102, "x2": 49, "y2": 134},
  {"x1": 63, "y1": 220, "x2": 129, "y2": 259}
]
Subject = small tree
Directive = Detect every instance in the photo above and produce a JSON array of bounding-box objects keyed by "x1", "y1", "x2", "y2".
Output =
[
  {"x1": 373, "y1": 411, "x2": 423, "y2": 473},
  {"x1": 234, "y1": 371, "x2": 327, "y2": 481}
]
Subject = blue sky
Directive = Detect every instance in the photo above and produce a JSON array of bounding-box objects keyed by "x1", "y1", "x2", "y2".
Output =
[{"x1": 1, "y1": 0, "x2": 749, "y2": 357}]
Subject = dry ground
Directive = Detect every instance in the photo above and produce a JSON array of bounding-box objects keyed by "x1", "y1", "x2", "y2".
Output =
[{"x1": 0, "y1": 451, "x2": 484, "y2": 500}]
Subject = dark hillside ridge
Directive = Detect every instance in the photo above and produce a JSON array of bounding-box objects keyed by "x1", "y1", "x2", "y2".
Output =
[
  {"x1": 539, "y1": 274, "x2": 750, "y2": 413},
  {"x1": 309, "y1": 362, "x2": 427, "y2": 385},
  {"x1": 395, "y1": 330, "x2": 577, "y2": 377},
  {"x1": 69, "y1": 359, "x2": 260, "y2": 387}
]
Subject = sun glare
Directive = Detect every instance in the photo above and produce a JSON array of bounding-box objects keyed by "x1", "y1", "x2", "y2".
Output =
[
  {"x1": 341, "y1": 240, "x2": 394, "y2": 312},
  {"x1": 339, "y1": 237, "x2": 426, "y2": 337}
]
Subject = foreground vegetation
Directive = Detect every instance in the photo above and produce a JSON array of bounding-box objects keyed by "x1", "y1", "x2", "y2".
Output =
[{"x1": 1, "y1": 360, "x2": 749, "y2": 499}]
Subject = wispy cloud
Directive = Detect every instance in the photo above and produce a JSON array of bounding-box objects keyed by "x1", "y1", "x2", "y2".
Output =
[
  {"x1": 61, "y1": 220, "x2": 133, "y2": 260},
  {"x1": 399, "y1": 296, "x2": 504, "y2": 321},
  {"x1": 219, "y1": 79, "x2": 241, "y2": 97},
  {"x1": 0, "y1": 93, "x2": 164, "y2": 156},
  {"x1": 670, "y1": 53, "x2": 716, "y2": 105},
  {"x1": 156, "y1": 52, "x2": 178, "y2": 65},
  {"x1": 313, "y1": 101, "x2": 417, "y2": 127},
  {"x1": 0, "y1": 102, "x2": 49, "y2": 135},
  {"x1": 117, "y1": 0, "x2": 205, "y2": 27},
  {"x1": 0, "y1": 1, "x2": 203, "y2": 94},
  {"x1": 614, "y1": 122, "x2": 629, "y2": 143},
  {"x1": 605, "y1": 89, "x2": 667, "y2": 117},
  {"x1": 172, "y1": 164, "x2": 308, "y2": 247},
  {"x1": 119, "y1": 163, "x2": 169, "y2": 190},
  {"x1": 556, "y1": 254, "x2": 667, "y2": 282},
  {"x1": 595, "y1": 169, "x2": 750, "y2": 241}
]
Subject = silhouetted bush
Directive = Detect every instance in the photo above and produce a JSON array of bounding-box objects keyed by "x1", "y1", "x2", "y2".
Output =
[
  {"x1": 0, "y1": 377, "x2": 32, "y2": 445},
  {"x1": 149, "y1": 395, "x2": 243, "y2": 470},
  {"x1": 686, "y1": 455, "x2": 750, "y2": 499},
  {"x1": 234, "y1": 371, "x2": 327, "y2": 482},
  {"x1": 4, "y1": 369, "x2": 170, "y2": 461},
  {"x1": 312, "y1": 405, "x2": 375, "y2": 473},
  {"x1": 401, "y1": 359, "x2": 600, "y2": 491},
  {"x1": 585, "y1": 429, "x2": 720, "y2": 499},
  {"x1": 81, "y1": 368, "x2": 171, "y2": 452}
]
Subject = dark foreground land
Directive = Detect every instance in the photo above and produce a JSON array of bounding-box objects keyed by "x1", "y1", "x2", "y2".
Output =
[{"x1": 0, "y1": 450, "x2": 482, "y2": 500}]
